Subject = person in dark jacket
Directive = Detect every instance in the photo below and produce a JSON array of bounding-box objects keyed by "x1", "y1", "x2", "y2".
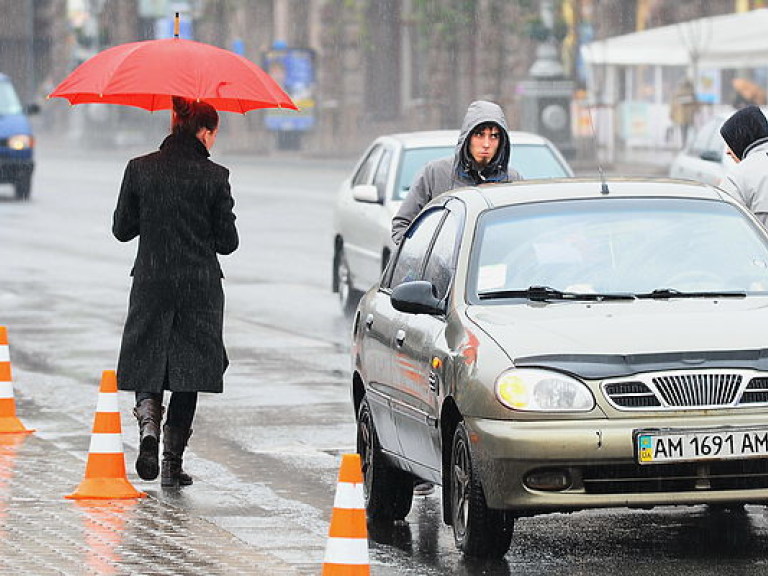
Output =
[
  {"x1": 391, "y1": 100, "x2": 520, "y2": 245},
  {"x1": 113, "y1": 96, "x2": 239, "y2": 488}
]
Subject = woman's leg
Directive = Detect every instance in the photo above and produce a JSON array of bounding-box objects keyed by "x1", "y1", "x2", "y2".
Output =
[
  {"x1": 133, "y1": 391, "x2": 163, "y2": 480},
  {"x1": 165, "y1": 391, "x2": 197, "y2": 430},
  {"x1": 161, "y1": 391, "x2": 198, "y2": 487}
]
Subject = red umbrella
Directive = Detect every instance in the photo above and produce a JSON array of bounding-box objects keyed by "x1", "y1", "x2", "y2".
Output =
[{"x1": 49, "y1": 29, "x2": 297, "y2": 114}]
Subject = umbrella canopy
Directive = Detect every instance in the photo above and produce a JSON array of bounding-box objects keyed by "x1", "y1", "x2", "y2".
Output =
[{"x1": 49, "y1": 37, "x2": 298, "y2": 114}]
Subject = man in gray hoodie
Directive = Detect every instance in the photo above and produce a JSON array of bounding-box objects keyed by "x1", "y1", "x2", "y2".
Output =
[
  {"x1": 719, "y1": 105, "x2": 768, "y2": 228},
  {"x1": 391, "y1": 100, "x2": 520, "y2": 245}
]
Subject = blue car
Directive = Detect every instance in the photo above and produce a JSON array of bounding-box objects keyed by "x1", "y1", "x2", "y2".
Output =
[{"x1": 0, "y1": 73, "x2": 37, "y2": 200}]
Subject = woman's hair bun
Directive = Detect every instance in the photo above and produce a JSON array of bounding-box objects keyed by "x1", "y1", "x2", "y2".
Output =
[{"x1": 172, "y1": 96, "x2": 192, "y2": 118}]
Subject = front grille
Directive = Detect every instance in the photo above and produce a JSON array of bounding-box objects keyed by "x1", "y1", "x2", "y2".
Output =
[
  {"x1": 604, "y1": 381, "x2": 660, "y2": 408},
  {"x1": 603, "y1": 370, "x2": 768, "y2": 410},
  {"x1": 583, "y1": 460, "x2": 768, "y2": 494},
  {"x1": 653, "y1": 373, "x2": 741, "y2": 407},
  {"x1": 742, "y1": 378, "x2": 768, "y2": 404}
]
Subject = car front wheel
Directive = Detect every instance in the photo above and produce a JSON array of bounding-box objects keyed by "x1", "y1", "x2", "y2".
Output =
[
  {"x1": 450, "y1": 422, "x2": 513, "y2": 557},
  {"x1": 357, "y1": 397, "x2": 414, "y2": 521}
]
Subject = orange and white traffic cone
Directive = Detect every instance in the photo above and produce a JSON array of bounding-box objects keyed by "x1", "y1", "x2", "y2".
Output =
[
  {"x1": 66, "y1": 370, "x2": 145, "y2": 500},
  {"x1": 322, "y1": 453, "x2": 370, "y2": 575},
  {"x1": 0, "y1": 326, "x2": 33, "y2": 434}
]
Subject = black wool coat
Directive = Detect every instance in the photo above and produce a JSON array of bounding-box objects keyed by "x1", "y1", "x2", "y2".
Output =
[{"x1": 113, "y1": 132, "x2": 239, "y2": 393}]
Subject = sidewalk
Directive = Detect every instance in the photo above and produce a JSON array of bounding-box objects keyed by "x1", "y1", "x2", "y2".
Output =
[{"x1": 0, "y1": 412, "x2": 300, "y2": 575}]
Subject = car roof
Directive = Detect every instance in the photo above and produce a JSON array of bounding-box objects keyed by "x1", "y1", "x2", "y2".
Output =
[
  {"x1": 379, "y1": 129, "x2": 563, "y2": 149},
  {"x1": 445, "y1": 177, "x2": 727, "y2": 210}
]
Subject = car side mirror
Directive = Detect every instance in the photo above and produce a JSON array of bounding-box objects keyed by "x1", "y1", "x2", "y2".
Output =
[
  {"x1": 391, "y1": 281, "x2": 444, "y2": 315},
  {"x1": 699, "y1": 150, "x2": 721, "y2": 162},
  {"x1": 25, "y1": 103, "x2": 40, "y2": 115},
  {"x1": 352, "y1": 184, "x2": 381, "y2": 204}
]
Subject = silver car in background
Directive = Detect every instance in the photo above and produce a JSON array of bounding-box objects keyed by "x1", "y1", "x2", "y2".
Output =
[
  {"x1": 332, "y1": 129, "x2": 574, "y2": 313},
  {"x1": 669, "y1": 112, "x2": 736, "y2": 186}
]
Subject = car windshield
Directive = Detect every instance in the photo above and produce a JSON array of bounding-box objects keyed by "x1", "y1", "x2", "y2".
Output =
[
  {"x1": 470, "y1": 197, "x2": 768, "y2": 300},
  {"x1": 0, "y1": 80, "x2": 23, "y2": 116},
  {"x1": 509, "y1": 144, "x2": 570, "y2": 178},
  {"x1": 395, "y1": 146, "x2": 454, "y2": 201},
  {"x1": 394, "y1": 142, "x2": 571, "y2": 202}
]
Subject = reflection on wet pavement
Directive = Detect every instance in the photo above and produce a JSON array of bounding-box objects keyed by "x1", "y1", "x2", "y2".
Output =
[{"x1": 0, "y1": 434, "x2": 297, "y2": 575}]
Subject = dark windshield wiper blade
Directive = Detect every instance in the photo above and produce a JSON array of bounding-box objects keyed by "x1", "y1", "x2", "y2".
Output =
[
  {"x1": 478, "y1": 285, "x2": 635, "y2": 302},
  {"x1": 635, "y1": 288, "x2": 747, "y2": 299}
]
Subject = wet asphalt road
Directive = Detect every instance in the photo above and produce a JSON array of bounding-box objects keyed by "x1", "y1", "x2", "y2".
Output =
[{"x1": 2, "y1": 131, "x2": 768, "y2": 575}]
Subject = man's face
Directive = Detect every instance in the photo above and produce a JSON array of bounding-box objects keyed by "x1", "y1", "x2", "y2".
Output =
[{"x1": 469, "y1": 125, "x2": 501, "y2": 167}]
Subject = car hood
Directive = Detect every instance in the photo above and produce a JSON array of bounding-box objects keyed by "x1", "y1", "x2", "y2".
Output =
[
  {"x1": 467, "y1": 298, "x2": 768, "y2": 379},
  {"x1": 0, "y1": 112, "x2": 31, "y2": 136}
]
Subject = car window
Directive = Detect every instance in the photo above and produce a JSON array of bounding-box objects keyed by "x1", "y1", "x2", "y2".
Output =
[
  {"x1": 469, "y1": 197, "x2": 768, "y2": 299},
  {"x1": 689, "y1": 120, "x2": 716, "y2": 156},
  {"x1": 509, "y1": 144, "x2": 570, "y2": 179},
  {"x1": 353, "y1": 145, "x2": 384, "y2": 187},
  {"x1": 388, "y1": 209, "x2": 444, "y2": 289},
  {"x1": 394, "y1": 146, "x2": 454, "y2": 201},
  {"x1": 0, "y1": 80, "x2": 23, "y2": 116},
  {"x1": 704, "y1": 124, "x2": 726, "y2": 160},
  {"x1": 372, "y1": 146, "x2": 393, "y2": 202},
  {"x1": 423, "y1": 208, "x2": 461, "y2": 300}
]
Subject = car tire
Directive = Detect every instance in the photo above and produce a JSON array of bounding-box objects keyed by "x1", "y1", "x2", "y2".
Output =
[
  {"x1": 336, "y1": 247, "x2": 363, "y2": 316},
  {"x1": 356, "y1": 397, "x2": 414, "y2": 521},
  {"x1": 450, "y1": 422, "x2": 513, "y2": 558},
  {"x1": 14, "y1": 173, "x2": 31, "y2": 201}
]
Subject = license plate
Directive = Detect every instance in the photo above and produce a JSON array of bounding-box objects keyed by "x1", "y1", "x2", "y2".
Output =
[{"x1": 636, "y1": 427, "x2": 768, "y2": 465}]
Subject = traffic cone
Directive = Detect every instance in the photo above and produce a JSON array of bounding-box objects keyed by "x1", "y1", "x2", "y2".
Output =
[
  {"x1": 322, "y1": 453, "x2": 370, "y2": 575},
  {"x1": 66, "y1": 370, "x2": 145, "y2": 500},
  {"x1": 0, "y1": 326, "x2": 33, "y2": 434}
]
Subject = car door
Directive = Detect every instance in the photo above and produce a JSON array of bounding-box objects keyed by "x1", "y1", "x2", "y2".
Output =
[
  {"x1": 357, "y1": 288, "x2": 404, "y2": 457},
  {"x1": 345, "y1": 144, "x2": 395, "y2": 290},
  {"x1": 389, "y1": 205, "x2": 461, "y2": 474},
  {"x1": 358, "y1": 207, "x2": 443, "y2": 459}
]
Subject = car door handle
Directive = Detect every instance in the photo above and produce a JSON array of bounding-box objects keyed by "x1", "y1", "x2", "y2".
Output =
[
  {"x1": 365, "y1": 314, "x2": 374, "y2": 330},
  {"x1": 395, "y1": 329, "x2": 406, "y2": 347}
]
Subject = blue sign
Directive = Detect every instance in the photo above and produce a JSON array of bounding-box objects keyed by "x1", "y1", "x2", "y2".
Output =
[{"x1": 263, "y1": 47, "x2": 316, "y2": 132}]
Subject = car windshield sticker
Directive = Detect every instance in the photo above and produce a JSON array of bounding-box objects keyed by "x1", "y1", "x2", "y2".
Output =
[{"x1": 478, "y1": 264, "x2": 507, "y2": 292}]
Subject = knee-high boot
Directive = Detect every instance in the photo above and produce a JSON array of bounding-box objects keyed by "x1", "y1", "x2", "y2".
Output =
[
  {"x1": 133, "y1": 398, "x2": 163, "y2": 480},
  {"x1": 161, "y1": 425, "x2": 193, "y2": 487}
]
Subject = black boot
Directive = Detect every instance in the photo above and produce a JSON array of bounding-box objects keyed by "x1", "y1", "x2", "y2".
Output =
[
  {"x1": 133, "y1": 398, "x2": 163, "y2": 480},
  {"x1": 161, "y1": 425, "x2": 193, "y2": 487}
]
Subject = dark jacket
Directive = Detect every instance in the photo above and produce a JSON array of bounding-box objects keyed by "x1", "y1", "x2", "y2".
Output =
[
  {"x1": 391, "y1": 100, "x2": 520, "y2": 244},
  {"x1": 113, "y1": 132, "x2": 239, "y2": 393}
]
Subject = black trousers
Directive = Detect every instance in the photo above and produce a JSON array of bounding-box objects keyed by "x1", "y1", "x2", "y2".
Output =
[{"x1": 135, "y1": 391, "x2": 197, "y2": 431}]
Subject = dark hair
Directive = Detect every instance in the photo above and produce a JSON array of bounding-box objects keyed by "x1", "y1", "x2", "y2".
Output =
[
  {"x1": 720, "y1": 105, "x2": 768, "y2": 160},
  {"x1": 171, "y1": 96, "x2": 219, "y2": 137}
]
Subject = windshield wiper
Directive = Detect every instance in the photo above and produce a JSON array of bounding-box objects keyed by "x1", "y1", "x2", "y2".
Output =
[
  {"x1": 478, "y1": 285, "x2": 636, "y2": 302},
  {"x1": 635, "y1": 288, "x2": 747, "y2": 299}
]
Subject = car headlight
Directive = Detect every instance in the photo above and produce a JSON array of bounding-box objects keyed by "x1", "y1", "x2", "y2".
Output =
[
  {"x1": 495, "y1": 368, "x2": 595, "y2": 412},
  {"x1": 8, "y1": 135, "x2": 32, "y2": 150}
]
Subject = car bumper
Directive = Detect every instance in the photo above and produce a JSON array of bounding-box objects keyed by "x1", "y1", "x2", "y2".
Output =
[
  {"x1": 0, "y1": 155, "x2": 33, "y2": 183},
  {"x1": 466, "y1": 414, "x2": 768, "y2": 514}
]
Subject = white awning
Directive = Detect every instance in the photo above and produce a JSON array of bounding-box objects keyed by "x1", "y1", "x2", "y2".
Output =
[{"x1": 581, "y1": 9, "x2": 768, "y2": 68}]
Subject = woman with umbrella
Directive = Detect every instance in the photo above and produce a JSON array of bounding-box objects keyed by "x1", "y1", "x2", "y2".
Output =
[{"x1": 112, "y1": 96, "x2": 239, "y2": 487}]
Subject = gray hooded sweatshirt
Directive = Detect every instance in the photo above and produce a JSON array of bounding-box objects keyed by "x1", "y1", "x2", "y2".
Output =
[{"x1": 391, "y1": 100, "x2": 519, "y2": 244}]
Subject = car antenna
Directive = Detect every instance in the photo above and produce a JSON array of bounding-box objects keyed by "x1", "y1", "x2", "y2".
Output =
[{"x1": 586, "y1": 96, "x2": 610, "y2": 195}]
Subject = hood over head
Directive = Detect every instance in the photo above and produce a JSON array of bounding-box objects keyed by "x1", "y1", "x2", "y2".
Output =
[
  {"x1": 720, "y1": 105, "x2": 768, "y2": 160},
  {"x1": 455, "y1": 100, "x2": 511, "y2": 184}
]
